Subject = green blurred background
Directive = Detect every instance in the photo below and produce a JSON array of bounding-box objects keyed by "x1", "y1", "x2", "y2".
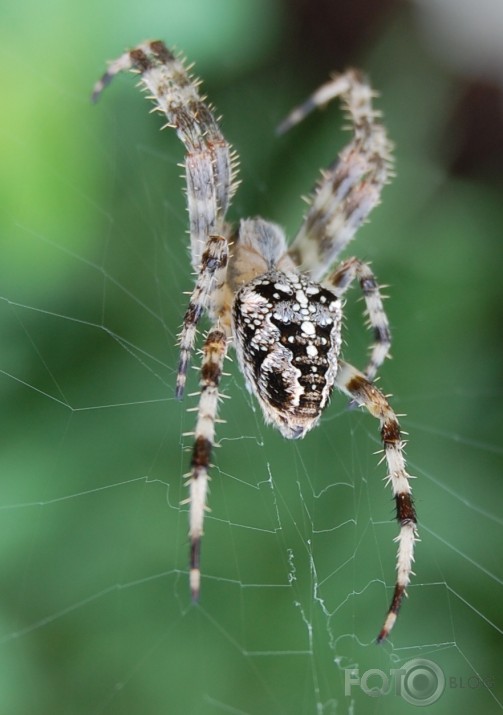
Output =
[{"x1": 1, "y1": 0, "x2": 502, "y2": 713}]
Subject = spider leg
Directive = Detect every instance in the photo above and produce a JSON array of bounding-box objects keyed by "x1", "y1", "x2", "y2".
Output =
[
  {"x1": 326, "y1": 257, "x2": 391, "y2": 383},
  {"x1": 187, "y1": 328, "x2": 229, "y2": 600},
  {"x1": 92, "y1": 40, "x2": 239, "y2": 269},
  {"x1": 279, "y1": 70, "x2": 394, "y2": 281},
  {"x1": 335, "y1": 360, "x2": 418, "y2": 642},
  {"x1": 176, "y1": 234, "x2": 228, "y2": 399}
]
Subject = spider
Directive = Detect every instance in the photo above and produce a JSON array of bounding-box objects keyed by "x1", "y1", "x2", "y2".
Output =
[{"x1": 92, "y1": 40, "x2": 418, "y2": 643}]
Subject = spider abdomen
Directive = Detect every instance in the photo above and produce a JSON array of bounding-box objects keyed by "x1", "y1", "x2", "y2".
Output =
[{"x1": 232, "y1": 271, "x2": 342, "y2": 439}]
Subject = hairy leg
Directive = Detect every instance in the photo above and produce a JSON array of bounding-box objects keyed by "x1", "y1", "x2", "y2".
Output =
[
  {"x1": 327, "y1": 257, "x2": 391, "y2": 382},
  {"x1": 93, "y1": 40, "x2": 239, "y2": 269},
  {"x1": 280, "y1": 70, "x2": 393, "y2": 281},
  {"x1": 335, "y1": 360, "x2": 418, "y2": 642}
]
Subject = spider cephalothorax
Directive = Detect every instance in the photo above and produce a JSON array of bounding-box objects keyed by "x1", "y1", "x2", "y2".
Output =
[{"x1": 93, "y1": 41, "x2": 418, "y2": 642}]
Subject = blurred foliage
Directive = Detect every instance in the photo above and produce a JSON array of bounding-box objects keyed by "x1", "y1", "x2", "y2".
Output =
[{"x1": 1, "y1": 0, "x2": 502, "y2": 714}]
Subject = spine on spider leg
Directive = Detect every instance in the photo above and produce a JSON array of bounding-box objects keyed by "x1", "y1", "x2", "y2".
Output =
[{"x1": 188, "y1": 329, "x2": 227, "y2": 600}]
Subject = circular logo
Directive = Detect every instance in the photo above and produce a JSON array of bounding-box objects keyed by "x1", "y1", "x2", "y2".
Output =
[{"x1": 400, "y1": 658, "x2": 445, "y2": 706}]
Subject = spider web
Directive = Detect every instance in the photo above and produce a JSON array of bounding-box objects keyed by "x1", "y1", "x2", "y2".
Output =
[{"x1": 1, "y1": 11, "x2": 503, "y2": 715}]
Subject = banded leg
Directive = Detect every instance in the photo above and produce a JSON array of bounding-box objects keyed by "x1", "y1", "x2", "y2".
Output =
[
  {"x1": 92, "y1": 40, "x2": 239, "y2": 269},
  {"x1": 176, "y1": 234, "x2": 229, "y2": 399},
  {"x1": 279, "y1": 70, "x2": 394, "y2": 281},
  {"x1": 187, "y1": 328, "x2": 228, "y2": 600},
  {"x1": 335, "y1": 360, "x2": 418, "y2": 642},
  {"x1": 327, "y1": 257, "x2": 391, "y2": 382}
]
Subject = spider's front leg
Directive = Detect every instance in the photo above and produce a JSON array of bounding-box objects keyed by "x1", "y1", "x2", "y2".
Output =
[
  {"x1": 93, "y1": 40, "x2": 238, "y2": 394},
  {"x1": 280, "y1": 69, "x2": 394, "y2": 281},
  {"x1": 335, "y1": 360, "x2": 418, "y2": 642},
  {"x1": 92, "y1": 39, "x2": 239, "y2": 271}
]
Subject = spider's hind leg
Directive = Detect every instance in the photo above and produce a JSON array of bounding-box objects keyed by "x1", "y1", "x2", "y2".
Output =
[{"x1": 335, "y1": 360, "x2": 418, "y2": 642}]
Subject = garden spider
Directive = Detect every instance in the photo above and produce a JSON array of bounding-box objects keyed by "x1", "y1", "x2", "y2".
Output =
[{"x1": 93, "y1": 40, "x2": 418, "y2": 642}]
